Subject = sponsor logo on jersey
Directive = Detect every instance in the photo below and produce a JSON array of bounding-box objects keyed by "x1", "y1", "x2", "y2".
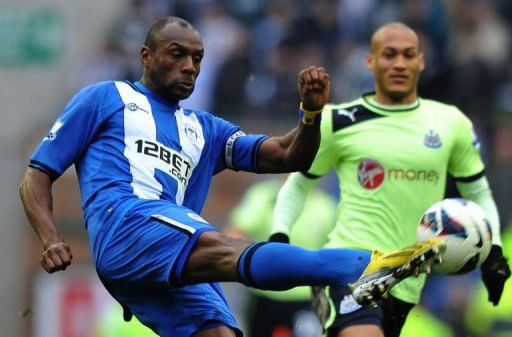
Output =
[
  {"x1": 387, "y1": 168, "x2": 440, "y2": 185},
  {"x1": 135, "y1": 139, "x2": 193, "y2": 185},
  {"x1": 44, "y1": 119, "x2": 64, "y2": 141},
  {"x1": 423, "y1": 129, "x2": 442, "y2": 148},
  {"x1": 358, "y1": 159, "x2": 385, "y2": 189},
  {"x1": 126, "y1": 102, "x2": 150, "y2": 114},
  {"x1": 358, "y1": 159, "x2": 440, "y2": 188},
  {"x1": 335, "y1": 107, "x2": 358, "y2": 122},
  {"x1": 339, "y1": 295, "x2": 362, "y2": 314}
]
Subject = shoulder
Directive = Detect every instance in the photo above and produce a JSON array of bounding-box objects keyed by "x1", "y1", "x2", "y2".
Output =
[
  {"x1": 420, "y1": 98, "x2": 472, "y2": 125},
  {"x1": 70, "y1": 81, "x2": 120, "y2": 104},
  {"x1": 420, "y1": 98, "x2": 465, "y2": 117},
  {"x1": 79, "y1": 80, "x2": 118, "y2": 94},
  {"x1": 323, "y1": 97, "x2": 383, "y2": 132}
]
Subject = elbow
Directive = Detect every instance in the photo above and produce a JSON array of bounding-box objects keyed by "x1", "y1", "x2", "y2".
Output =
[
  {"x1": 295, "y1": 160, "x2": 313, "y2": 172},
  {"x1": 290, "y1": 150, "x2": 316, "y2": 172},
  {"x1": 19, "y1": 175, "x2": 28, "y2": 201}
]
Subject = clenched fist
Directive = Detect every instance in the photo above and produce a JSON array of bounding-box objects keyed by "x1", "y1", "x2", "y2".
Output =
[{"x1": 298, "y1": 66, "x2": 331, "y2": 112}]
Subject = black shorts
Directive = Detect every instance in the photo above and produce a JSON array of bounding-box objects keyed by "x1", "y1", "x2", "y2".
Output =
[{"x1": 326, "y1": 286, "x2": 414, "y2": 337}]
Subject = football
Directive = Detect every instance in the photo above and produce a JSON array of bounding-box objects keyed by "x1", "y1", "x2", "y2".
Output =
[{"x1": 416, "y1": 198, "x2": 492, "y2": 274}]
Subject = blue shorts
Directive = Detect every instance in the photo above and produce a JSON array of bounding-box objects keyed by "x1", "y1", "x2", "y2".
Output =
[{"x1": 94, "y1": 201, "x2": 242, "y2": 337}]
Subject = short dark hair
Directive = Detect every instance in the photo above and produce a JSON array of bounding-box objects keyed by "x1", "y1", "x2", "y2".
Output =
[{"x1": 144, "y1": 16, "x2": 193, "y2": 50}]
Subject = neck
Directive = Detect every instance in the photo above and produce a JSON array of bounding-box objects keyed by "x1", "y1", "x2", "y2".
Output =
[
  {"x1": 139, "y1": 78, "x2": 179, "y2": 105},
  {"x1": 374, "y1": 91, "x2": 418, "y2": 105}
]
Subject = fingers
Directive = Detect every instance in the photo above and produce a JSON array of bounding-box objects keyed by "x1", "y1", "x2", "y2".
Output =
[
  {"x1": 40, "y1": 242, "x2": 73, "y2": 273},
  {"x1": 298, "y1": 66, "x2": 331, "y2": 111},
  {"x1": 299, "y1": 66, "x2": 330, "y2": 91}
]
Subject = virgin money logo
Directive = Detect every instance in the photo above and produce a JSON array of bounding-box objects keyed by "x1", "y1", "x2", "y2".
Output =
[{"x1": 358, "y1": 159, "x2": 385, "y2": 189}]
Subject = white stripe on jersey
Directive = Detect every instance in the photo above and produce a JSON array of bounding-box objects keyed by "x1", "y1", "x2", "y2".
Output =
[
  {"x1": 175, "y1": 108, "x2": 204, "y2": 204},
  {"x1": 115, "y1": 82, "x2": 163, "y2": 199}
]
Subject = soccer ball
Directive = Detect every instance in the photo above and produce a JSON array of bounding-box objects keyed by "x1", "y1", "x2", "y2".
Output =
[{"x1": 416, "y1": 198, "x2": 492, "y2": 274}]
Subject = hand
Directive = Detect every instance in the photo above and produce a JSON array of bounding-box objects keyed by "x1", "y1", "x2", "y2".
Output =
[
  {"x1": 40, "y1": 240, "x2": 73, "y2": 273},
  {"x1": 480, "y1": 244, "x2": 511, "y2": 305},
  {"x1": 298, "y1": 66, "x2": 330, "y2": 111},
  {"x1": 268, "y1": 232, "x2": 290, "y2": 243}
]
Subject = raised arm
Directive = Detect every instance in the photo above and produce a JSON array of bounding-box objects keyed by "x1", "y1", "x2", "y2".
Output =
[
  {"x1": 19, "y1": 168, "x2": 72, "y2": 273},
  {"x1": 257, "y1": 66, "x2": 330, "y2": 173}
]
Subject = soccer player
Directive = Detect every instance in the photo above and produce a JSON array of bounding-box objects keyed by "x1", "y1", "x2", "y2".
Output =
[
  {"x1": 19, "y1": 17, "x2": 443, "y2": 337},
  {"x1": 271, "y1": 22, "x2": 511, "y2": 337}
]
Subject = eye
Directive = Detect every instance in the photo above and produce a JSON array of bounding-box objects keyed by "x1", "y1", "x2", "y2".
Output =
[
  {"x1": 383, "y1": 51, "x2": 395, "y2": 59},
  {"x1": 171, "y1": 51, "x2": 183, "y2": 59}
]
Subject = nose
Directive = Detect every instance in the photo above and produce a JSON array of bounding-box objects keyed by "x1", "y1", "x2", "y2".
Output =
[
  {"x1": 393, "y1": 55, "x2": 407, "y2": 70},
  {"x1": 181, "y1": 56, "x2": 196, "y2": 74}
]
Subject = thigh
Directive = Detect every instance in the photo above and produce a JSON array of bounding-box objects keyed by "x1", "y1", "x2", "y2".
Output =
[
  {"x1": 96, "y1": 204, "x2": 217, "y2": 288},
  {"x1": 183, "y1": 231, "x2": 252, "y2": 284}
]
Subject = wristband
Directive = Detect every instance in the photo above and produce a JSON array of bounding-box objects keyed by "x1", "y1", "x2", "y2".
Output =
[{"x1": 299, "y1": 102, "x2": 323, "y2": 125}]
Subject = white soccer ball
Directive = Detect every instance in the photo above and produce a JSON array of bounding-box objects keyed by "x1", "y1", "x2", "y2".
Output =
[{"x1": 416, "y1": 198, "x2": 492, "y2": 274}]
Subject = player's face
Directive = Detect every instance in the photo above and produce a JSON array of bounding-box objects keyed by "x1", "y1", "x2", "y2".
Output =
[
  {"x1": 141, "y1": 22, "x2": 204, "y2": 102},
  {"x1": 367, "y1": 28, "x2": 424, "y2": 104}
]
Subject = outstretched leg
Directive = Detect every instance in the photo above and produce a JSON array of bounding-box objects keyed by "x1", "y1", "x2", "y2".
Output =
[{"x1": 182, "y1": 231, "x2": 445, "y2": 305}]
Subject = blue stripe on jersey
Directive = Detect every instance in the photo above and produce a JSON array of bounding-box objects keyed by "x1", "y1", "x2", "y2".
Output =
[{"x1": 29, "y1": 80, "x2": 268, "y2": 223}]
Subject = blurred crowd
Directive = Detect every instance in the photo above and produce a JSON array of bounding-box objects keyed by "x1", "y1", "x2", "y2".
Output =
[{"x1": 65, "y1": 1, "x2": 512, "y2": 336}]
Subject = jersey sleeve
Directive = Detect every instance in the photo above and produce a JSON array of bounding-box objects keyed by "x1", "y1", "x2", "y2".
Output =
[
  {"x1": 272, "y1": 172, "x2": 318, "y2": 235},
  {"x1": 211, "y1": 116, "x2": 267, "y2": 173},
  {"x1": 307, "y1": 105, "x2": 336, "y2": 177},
  {"x1": 29, "y1": 83, "x2": 109, "y2": 180},
  {"x1": 448, "y1": 109, "x2": 485, "y2": 179}
]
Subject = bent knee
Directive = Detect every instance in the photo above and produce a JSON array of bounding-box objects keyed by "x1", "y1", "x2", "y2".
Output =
[{"x1": 183, "y1": 231, "x2": 253, "y2": 283}]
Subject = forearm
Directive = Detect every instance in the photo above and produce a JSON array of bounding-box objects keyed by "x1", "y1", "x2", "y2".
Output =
[
  {"x1": 456, "y1": 176, "x2": 502, "y2": 246},
  {"x1": 257, "y1": 66, "x2": 329, "y2": 173},
  {"x1": 257, "y1": 109, "x2": 321, "y2": 173},
  {"x1": 272, "y1": 172, "x2": 318, "y2": 235},
  {"x1": 281, "y1": 121, "x2": 321, "y2": 171},
  {"x1": 19, "y1": 168, "x2": 60, "y2": 247}
]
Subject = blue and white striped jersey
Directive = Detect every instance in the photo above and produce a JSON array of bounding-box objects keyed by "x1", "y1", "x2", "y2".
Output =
[{"x1": 30, "y1": 81, "x2": 267, "y2": 227}]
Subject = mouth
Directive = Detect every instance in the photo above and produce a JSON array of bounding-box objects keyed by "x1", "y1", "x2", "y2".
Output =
[
  {"x1": 389, "y1": 74, "x2": 408, "y2": 83},
  {"x1": 178, "y1": 81, "x2": 194, "y2": 91}
]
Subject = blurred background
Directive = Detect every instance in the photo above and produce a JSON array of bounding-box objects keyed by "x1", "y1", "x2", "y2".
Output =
[{"x1": 2, "y1": 0, "x2": 512, "y2": 336}]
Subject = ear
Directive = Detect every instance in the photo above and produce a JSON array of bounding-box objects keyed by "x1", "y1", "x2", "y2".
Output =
[
  {"x1": 419, "y1": 52, "x2": 425, "y2": 72},
  {"x1": 366, "y1": 52, "x2": 374, "y2": 71},
  {"x1": 140, "y1": 46, "x2": 151, "y2": 68}
]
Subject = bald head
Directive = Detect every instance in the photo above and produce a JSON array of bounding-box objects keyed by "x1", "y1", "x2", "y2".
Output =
[
  {"x1": 365, "y1": 22, "x2": 424, "y2": 104},
  {"x1": 144, "y1": 16, "x2": 198, "y2": 50},
  {"x1": 370, "y1": 22, "x2": 420, "y2": 53}
]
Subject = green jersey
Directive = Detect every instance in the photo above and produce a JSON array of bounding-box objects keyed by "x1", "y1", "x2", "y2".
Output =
[{"x1": 308, "y1": 93, "x2": 484, "y2": 303}]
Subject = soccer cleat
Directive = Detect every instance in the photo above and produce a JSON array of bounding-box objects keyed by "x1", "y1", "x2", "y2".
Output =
[
  {"x1": 311, "y1": 286, "x2": 329, "y2": 327},
  {"x1": 350, "y1": 238, "x2": 446, "y2": 306}
]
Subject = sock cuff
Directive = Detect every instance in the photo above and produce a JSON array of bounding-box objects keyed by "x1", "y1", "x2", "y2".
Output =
[{"x1": 236, "y1": 242, "x2": 268, "y2": 287}]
